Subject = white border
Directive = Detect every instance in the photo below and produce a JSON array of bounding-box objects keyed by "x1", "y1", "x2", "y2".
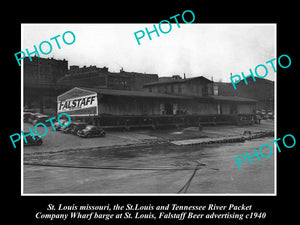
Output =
[
  {"x1": 21, "y1": 23, "x2": 277, "y2": 196},
  {"x1": 21, "y1": 24, "x2": 24, "y2": 195},
  {"x1": 274, "y1": 23, "x2": 277, "y2": 196}
]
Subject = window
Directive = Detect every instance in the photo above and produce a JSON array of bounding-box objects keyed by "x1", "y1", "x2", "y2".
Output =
[
  {"x1": 213, "y1": 85, "x2": 219, "y2": 95},
  {"x1": 174, "y1": 84, "x2": 178, "y2": 93},
  {"x1": 163, "y1": 86, "x2": 167, "y2": 93},
  {"x1": 160, "y1": 103, "x2": 165, "y2": 115},
  {"x1": 171, "y1": 85, "x2": 174, "y2": 93},
  {"x1": 167, "y1": 85, "x2": 171, "y2": 93},
  {"x1": 202, "y1": 87, "x2": 208, "y2": 96}
]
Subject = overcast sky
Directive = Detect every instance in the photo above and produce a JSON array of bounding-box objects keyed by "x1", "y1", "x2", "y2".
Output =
[{"x1": 22, "y1": 23, "x2": 276, "y2": 82}]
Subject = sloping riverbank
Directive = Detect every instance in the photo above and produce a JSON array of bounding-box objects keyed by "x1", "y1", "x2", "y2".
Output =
[{"x1": 171, "y1": 130, "x2": 274, "y2": 146}]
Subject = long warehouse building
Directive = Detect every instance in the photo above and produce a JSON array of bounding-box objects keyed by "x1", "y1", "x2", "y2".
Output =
[{"x1": 57, "y1": 77, "x2": 257, "y2": 129}]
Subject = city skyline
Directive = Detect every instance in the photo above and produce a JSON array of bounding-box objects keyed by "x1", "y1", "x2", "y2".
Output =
[{"x1": 22, "y1": 24, "x2": 276, "y2": 82}]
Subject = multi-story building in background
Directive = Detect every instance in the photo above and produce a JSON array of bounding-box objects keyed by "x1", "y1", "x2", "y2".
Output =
[
  {"x1": 214, "y1": 78, "x2": 274, "y2": 113},
  {"x1": 57, "y1": 66, "x2": 158, "y2": 91},
  {"x1": 24, "y1": 56, "x2": 68, "y2": 112},
  {"x1": 24, "y1": 56, "x2": 274, "y2": 129},
  {"x1": 24, "y1": 56, "x2": 159, "y2": 113}
]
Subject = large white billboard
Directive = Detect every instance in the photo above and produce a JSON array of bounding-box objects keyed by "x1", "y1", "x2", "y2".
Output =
[{"x1": 57, "y1": 87, "x2": 98, "y2": 116}]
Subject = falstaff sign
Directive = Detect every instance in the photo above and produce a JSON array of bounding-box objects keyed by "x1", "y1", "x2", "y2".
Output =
[
  {"x1": 58, "y1": 95, "x2": 97, "y2": 112},
  {"x1": 57, "y1": 87, "x2": 98, "y2": 116}
]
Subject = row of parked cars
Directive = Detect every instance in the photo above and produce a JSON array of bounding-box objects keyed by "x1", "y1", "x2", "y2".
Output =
[
  {"x1": 23, "y1": 112, "x2": 48, "y2": 146},
  {"x1": 24, "y1": 111, "x2": 106, "y2": 139},
  {"x1": 24, "y1": 111, "x2": 50, "y2": 125},
  {"x1": 59, "y1": 121, "x2": 106, "y2": 138}
]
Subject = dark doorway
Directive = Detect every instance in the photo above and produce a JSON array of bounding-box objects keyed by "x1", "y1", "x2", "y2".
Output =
[
  {"x1": 164, "y1": 103, "x2": 173, "y2": 115},
  {"x1": 230, "y1": 104, "x2": 238, "y2": 114},
  {"x1": 217, "y1": 104, "x2": 223, "y2": 115}
]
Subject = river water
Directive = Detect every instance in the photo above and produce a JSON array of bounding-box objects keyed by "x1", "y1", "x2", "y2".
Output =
[{"x1": 24, "y1": 137, "x2": 275, "y2": 194}]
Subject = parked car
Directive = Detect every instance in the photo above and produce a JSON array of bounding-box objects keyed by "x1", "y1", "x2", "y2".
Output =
[
  {"x1": 23, "y1": 112, "x2": 32, "y2": 123},
  {"x1": 61, "y1": 122, "x2": 73, "y2": 134},
  {"x1": 23, "y1": 133, "x2": 43, "y2": 146},
  {"x1": 28, "y1": 112, "x2": 43, "y2": 124},
  {"x1": 61, "y1": 121, "x2": 86, "y2": 134},
  {"x1": 77, "y1": 125, "x2": 105, "y2": 138},
  {"x1": 70, "y1": 122, "x2": 88, "y2": 135},
  {"x1": 32, "y1": 115, "x2": 51, "y2": 126},
  {"x1": 54, "y1": 119, "x2": 68, "y2": 131},
  {"x1": 24, "y1": 107, "x2": 34, "y2": 112}
]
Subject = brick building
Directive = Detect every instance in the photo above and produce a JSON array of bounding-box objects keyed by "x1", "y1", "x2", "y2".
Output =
[
  {"x1": 24, "y1": 56, "x2": 68, "y2": 112},
  {"x1": 57, "y1": 66, "x2": 158, "y2": 91},
  {"x1": 23, "y1": 57, "x2": 158, "y2": 113}
]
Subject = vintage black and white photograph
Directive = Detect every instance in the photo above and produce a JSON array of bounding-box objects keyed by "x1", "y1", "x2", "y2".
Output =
[{"x1": 21, "y1": 23, "x2": 276, "y2": 195}]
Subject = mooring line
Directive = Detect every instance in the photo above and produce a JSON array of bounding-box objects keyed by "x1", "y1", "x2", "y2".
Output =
[
  {"x1": 24, "y1": 162, "x2": 201, "y2": 171},
  {"x1": 177, "y1": 166, "x2": 200, "y2": 193}
]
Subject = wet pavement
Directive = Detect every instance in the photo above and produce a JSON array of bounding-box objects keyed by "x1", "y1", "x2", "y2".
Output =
[{"x1": 24, "y1": 137, "x2": 274, "y2": 194}]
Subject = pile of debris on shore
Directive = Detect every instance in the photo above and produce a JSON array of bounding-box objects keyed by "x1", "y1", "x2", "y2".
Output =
[{"x1": 171, "y1": 130, "x2": 274, "y2": 146}]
